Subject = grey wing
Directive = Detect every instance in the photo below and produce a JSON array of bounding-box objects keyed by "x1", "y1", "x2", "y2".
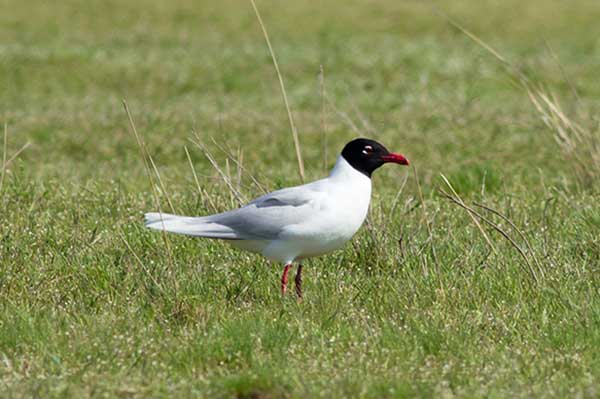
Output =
[{"x1": 207, "y1": 185, "x2": 323, "y2": 239}]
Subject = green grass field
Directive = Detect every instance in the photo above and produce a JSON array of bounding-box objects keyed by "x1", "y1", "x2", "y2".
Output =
[{"x1": 1, "y1": 0, "x2": 599, "y2": 397}]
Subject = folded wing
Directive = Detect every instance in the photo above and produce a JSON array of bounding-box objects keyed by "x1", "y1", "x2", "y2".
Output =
[{"x1": 145, "y1": 183, "x2": 324, "y2": 240}]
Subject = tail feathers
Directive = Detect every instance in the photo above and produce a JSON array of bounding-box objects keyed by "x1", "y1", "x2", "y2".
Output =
[{"x1": 144, "y1": 212, "x2": 241, "y2": 240}]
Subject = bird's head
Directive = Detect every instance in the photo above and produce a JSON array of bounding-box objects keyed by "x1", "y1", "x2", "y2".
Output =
[{"x1": 341, "y1": 138, "x2": 409, "y2": 177}]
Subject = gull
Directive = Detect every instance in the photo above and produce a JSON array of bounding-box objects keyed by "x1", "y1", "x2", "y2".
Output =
[{"x1": 145, "y1": 138, "x2": 409, "y2": 298}]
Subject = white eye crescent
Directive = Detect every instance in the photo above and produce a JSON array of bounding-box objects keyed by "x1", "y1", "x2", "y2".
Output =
[{"x1": 362, "y1": 145, "x2": 373, "y2": 155}]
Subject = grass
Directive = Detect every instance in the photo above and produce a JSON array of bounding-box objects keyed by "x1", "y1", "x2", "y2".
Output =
[{"x1": 1, "y1": 0, "x2": 600, "y2": 397}]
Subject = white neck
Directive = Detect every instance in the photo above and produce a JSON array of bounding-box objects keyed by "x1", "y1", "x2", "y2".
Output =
[
  {"x1": 325, "y1": 155, "x2": 372, "y2": 236},
  {"x1": 329, "y1": 156, "x2": 371, "y2": 185}
]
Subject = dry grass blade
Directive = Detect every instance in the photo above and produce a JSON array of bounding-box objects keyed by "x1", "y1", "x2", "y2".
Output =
[
  {"x1": 439, "y1": 177, "x2": 540, "y2": 284},
  {"x1": 3, "y1": 142, "x2": 31, "y2": 169},
  {"x1": 434, "y1": 7, "x2": 509, "y2": 66},
  {"x1": 117, "y1": 227, "x2": 174, "y2": 309},
  {"x1": 225, "y1": 158, "x2": 234, "y2": 207},
  {"x1": 123, "y1": 101, "x2": 176, "y2": 214},
  {"x1": 325, "y1": 93, "x2": 361, "y2": 135},
  {"x1": 319, "y1": 64, "x2": 328, "y2": 171},
  {"x1": 440, "y1": 174, "x2": 497, "y2": 256},
  {"x1": 1, "y1": 124, "x2": 31, "y2": 196},
  {"x1": 122, "y1": 100, "x2": 174, "y2": 268},
  {"x1": 147, "y1": 155, "x2": 176, "y2": 212},
  {"x1": 473, "y1": 202, "x2": 545, "y2": 279},
  {"x1": 0, "y1": 123, "x2": 8, "y2": 195},
  {"x1": 184, "y1": 145, "x2": 204, "y2": 198},
  {"x1": 191, "y1": 134, "x2": 246, "y2": 205},
  {"x1": 387, "y1": 172, "x2": 409, "y2": 222},
  {"x1": 250, "y1": 0, "x2": 305, "y2": 182},
  {"x1": 236, "y1": 147, "x2": 243, "y2": 191},
  {"x1": 414, "y1": 166, "x2": 439, "y2": 274},
  {"x1": 543, "y1": 39, "x2": 581, "y2": 105},
  {"x1": 438, "y1": 9, "x2": 600, "y2": 189},
  {"x1": 529, "y1": 87, "x2": 599, "y2": 186},
  {"x1": 117, "y1": 227, "x2": 164, "y2": 292},
  {"x1": 363, "y1": 216, "x2": 384, "y2": 263},
  {"x1": 209, "y1": 137, "x2": 268, "y2": 195},
  {"x1": 344, "y1": 86, "x2": 376, "y2": 137}
]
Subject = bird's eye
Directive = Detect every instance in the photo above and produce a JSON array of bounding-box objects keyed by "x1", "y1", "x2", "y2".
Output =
[{"x1": 362, "y1": 145, "x2": 373, "y2": 155}]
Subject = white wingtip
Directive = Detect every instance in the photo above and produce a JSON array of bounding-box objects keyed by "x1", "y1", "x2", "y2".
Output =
[
  {"x1": 143, "y1": 212, "x2": 240, "y2": 239},
  {"x1": 144, "y1": 212, "x2": 176, "y2": 226}
]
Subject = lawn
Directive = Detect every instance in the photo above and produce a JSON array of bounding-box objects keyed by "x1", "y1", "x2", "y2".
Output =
[{"x1": 1, "y1": 0, "x2": 599, "y2": 397}]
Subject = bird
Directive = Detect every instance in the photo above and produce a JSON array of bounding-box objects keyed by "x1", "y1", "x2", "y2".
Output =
[{"x1": 144, "y1": 138, "x2": 409, "y2": 299}]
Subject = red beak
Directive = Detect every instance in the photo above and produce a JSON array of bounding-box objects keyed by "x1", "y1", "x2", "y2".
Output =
[{"x1": 380, "y1": 153, "x2": 410, "y2": 166}]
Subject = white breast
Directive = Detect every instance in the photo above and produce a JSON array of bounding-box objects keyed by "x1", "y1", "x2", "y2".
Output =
[{"x1": 264, "y1": 156, "x2": 372, "y2": 262}]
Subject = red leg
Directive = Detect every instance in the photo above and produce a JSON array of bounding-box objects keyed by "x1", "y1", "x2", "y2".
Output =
[
  {"x1": 281, "y1": 264, "x2": 293, "y2": 296},
  {"x1": 295, "y1": 264, "x2": 303, "y2": 300}
]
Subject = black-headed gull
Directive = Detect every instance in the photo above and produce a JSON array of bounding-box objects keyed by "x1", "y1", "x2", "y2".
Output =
[{"x1": 145, "y1": 138, "x2": 409, "y2": 298}]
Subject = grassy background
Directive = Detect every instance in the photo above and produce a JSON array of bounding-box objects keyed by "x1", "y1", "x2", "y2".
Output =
[{"x1": 1, "y1": 0, "x2": 599, "y2": 397}]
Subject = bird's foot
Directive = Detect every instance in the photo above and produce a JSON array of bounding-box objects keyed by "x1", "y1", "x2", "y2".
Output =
[
  {"x1": 295, "y1": 264, "x2": 303, "y2": 300},
  {"x1": 281, "y1": 264, "x2": 293, "y2": 296}
]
